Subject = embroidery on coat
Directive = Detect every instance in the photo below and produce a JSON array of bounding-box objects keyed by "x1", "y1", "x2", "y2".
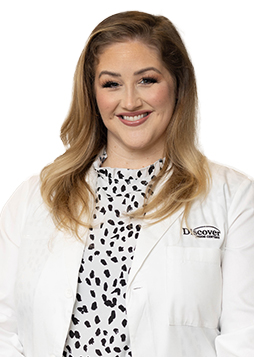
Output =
[{"x1": 182, "y1": 226, "x2": 221, "y2": 239}]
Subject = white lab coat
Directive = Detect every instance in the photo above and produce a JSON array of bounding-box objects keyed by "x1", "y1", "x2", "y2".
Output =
[{"x1": 0, "y1": 161, "x2": 254, "y2": 357}]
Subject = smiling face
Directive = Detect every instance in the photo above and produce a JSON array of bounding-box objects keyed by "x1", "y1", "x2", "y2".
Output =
[{"x1": 94, "y1": 40, "x2": 176, "y2": 168}]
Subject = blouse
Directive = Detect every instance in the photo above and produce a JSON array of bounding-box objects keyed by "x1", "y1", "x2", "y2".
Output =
[{"x1": 63, "y1": 153, "x2": 164, "y2": 357}]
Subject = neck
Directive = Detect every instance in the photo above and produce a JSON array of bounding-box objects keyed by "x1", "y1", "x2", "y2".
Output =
[{"x1": 102, "y1": 146, "x2": 163, "y2": 169}]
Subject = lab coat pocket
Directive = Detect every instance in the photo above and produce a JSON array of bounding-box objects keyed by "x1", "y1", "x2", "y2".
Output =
[{"x1": 166, "y1": 246, "x2": 222, "y2": 328}]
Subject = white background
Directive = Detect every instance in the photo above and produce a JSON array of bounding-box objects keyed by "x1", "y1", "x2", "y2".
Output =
[{"x1": 1, "y1": 0, "x2": 253, "y2": 210}]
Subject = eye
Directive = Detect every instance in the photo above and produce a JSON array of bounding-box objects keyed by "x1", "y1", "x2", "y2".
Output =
[
  {"x1": 140, "y1": 77, "x2": 158, "y2": 85},
  {"x1": 102, "y1": 81, "x2": 120, "y2": 88}
]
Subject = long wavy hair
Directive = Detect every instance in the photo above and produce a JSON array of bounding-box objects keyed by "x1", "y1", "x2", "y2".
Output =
[{"x1": 40, "y1": 11, "x2": 210, "y2": 238}]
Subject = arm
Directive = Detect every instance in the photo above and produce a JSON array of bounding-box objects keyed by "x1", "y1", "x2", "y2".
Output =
[
  {"x1": 0, "y1": 179, "x2": 35, "y2": 356},
  {"x1": 215, "y1": 178, "x2": 254, "y2": 356}
]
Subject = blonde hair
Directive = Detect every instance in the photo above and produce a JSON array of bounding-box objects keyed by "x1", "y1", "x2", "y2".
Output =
[{"x1": 40, "y1": 11, "x2": 210, "y2": 237}]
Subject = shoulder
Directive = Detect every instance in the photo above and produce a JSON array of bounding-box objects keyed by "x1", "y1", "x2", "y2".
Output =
[
  {"x1": 208, "y1": 160, "x2": 253, "y2": 196},
  {"x1": 1, "y1": 175, "x2": 42, "y2": 212},
  {"x1": 207, "y1": 162, "x2": 254, "y2": 232},
  {"x1": 0, "y1": 175, "x2": 51, "y2": 244}
]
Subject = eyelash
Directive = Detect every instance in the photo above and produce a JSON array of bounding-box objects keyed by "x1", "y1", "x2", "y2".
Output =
[
  {"x1": 140, "y1": 77, "x2": 158, "y2": 85},
  {"x1": 102, "y1": 81, "x2": 119, "y2": 88},
  {"x1": 101, "y1": 76, "x2": 158, "y2": 88}
]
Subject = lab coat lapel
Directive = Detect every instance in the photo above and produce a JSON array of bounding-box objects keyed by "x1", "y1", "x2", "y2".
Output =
[
  {"x1": 62, "y1": 166, "x2": 97, "y2": 299},
  {"x1": 62, "y1": 233, "x2": 86, "y2": 298},
  {"x1": 127, "y1": 207, "x2": 184, "y2": 290}
]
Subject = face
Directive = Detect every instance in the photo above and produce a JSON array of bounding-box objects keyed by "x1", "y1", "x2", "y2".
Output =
[{"x1": 94, "y1": 40, "x2": 176, "y2": 166}]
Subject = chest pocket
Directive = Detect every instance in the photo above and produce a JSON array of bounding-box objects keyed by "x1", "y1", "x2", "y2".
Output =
[{"x1": 166, "y1": 246, "x2": 222, "y2": 329}]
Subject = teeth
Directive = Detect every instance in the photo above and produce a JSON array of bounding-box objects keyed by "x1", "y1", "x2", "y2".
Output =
[{"x1": 122, "y1": 113, "x2": 148, "y2": 121}]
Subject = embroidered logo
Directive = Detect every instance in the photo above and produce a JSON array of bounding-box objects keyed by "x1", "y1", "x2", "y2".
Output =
[{"x1": 182, "y1": 225, "x2": 221, "y2": 239}]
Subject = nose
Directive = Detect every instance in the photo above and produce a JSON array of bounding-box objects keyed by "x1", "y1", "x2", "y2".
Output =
[{"x1": 121, "y1": 86, "x2": 142, "y2": 110}]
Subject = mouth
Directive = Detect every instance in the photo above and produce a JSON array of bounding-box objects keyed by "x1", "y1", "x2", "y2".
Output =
[
  {"x1": 116, "y1": 111, "x2": 152, "y2": 126},
  {"x1": 120, "y1": 112, "x2": 149, "y2": 122}
]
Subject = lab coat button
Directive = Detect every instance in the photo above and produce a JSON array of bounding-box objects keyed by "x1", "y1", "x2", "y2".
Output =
[{"x1": 65, "y1": 289, "x2": 72, "y2": 298}]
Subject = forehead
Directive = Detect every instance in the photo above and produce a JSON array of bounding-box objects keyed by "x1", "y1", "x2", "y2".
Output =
[{"x1": 95, "y1": 40, "x2": 163, "y2": 71}]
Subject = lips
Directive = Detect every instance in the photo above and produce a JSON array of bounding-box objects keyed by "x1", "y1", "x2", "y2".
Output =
[{"x1": 116, "y1": 111, "x2": 151, "y2": 127}]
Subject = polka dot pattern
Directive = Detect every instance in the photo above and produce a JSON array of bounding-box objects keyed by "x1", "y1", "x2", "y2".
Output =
[{"x1": 63, "y1": 153, "x2": 164, "y2": 357}]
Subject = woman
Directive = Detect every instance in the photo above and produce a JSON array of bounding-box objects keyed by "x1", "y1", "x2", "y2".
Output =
[{"x1": 0, "y1": 11, "x2": 253, "y2": 357}]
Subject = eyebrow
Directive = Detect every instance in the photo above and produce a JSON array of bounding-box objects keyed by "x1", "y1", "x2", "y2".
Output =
[
  {"x1": 98, "y1": 70, "x2": 121, "y2": 78},
  {"x1": 134, "y1": 67, "x2": 162, "y2": 76},
  {"x1": 98, "y1": 67, "x2": 162, "y2": 78}
]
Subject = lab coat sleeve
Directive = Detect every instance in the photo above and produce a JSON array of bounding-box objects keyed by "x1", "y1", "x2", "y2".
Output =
[
  {"x1": 0, "y1": 178, "x2": 36, "y2": 356},
  {"x1": 215, "y1": 177, "x2": 254, "y2": 356}
]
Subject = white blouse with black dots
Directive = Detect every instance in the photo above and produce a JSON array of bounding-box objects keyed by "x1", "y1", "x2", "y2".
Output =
[{"x1": 63, "y1": 153, "x2": 164, "y2": 357}]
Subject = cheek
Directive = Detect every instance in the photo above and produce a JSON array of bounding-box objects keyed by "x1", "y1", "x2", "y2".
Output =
[
  {"x1": 148, "y1": 85, "x2": 175, "y2": 109},
  {"x1": 95, "y1": 91, "x2": 107, "y2": 112},
  {"x1": 95, "y1": 91, "x2": 117, "y2": 116}
]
